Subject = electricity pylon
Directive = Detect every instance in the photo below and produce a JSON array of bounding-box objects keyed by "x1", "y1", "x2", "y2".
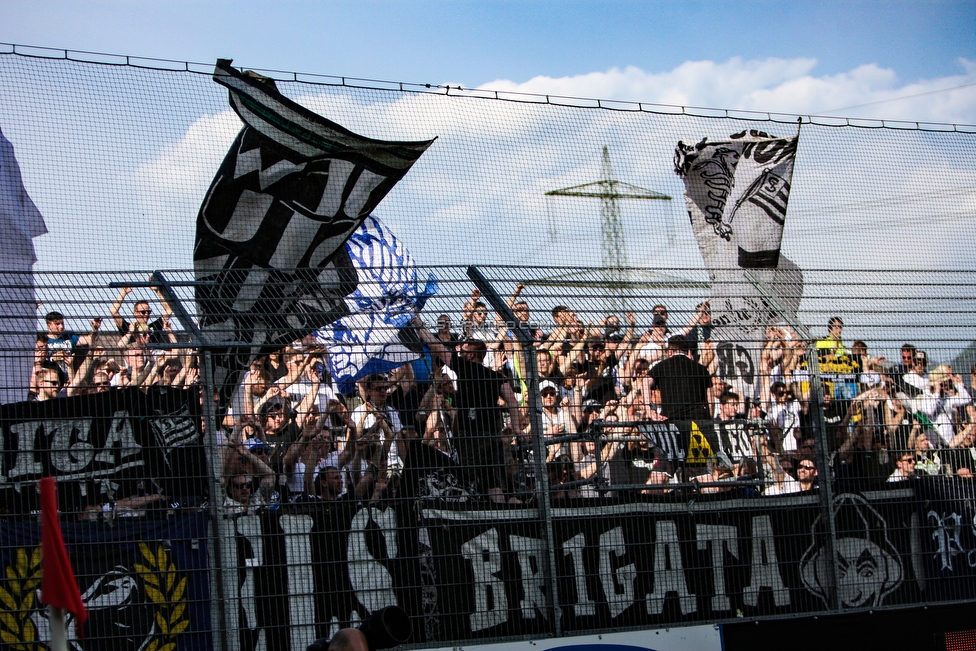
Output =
[{"x1": 545, "y1": 146, "x2": 671, "y2": 312}]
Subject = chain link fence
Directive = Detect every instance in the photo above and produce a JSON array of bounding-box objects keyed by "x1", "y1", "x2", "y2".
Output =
[{"x1": 2, "y1": 267, "x2": 976, "y2": 650}]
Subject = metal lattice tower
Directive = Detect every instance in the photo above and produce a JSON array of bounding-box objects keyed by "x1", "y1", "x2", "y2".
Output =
[{"x1": 545, "y1": 145, "x2": 672, "y2": 312}]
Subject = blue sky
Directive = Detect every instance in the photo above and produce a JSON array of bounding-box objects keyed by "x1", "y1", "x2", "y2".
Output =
[{"x1": 3, "y1": 0, "x2": 975, "y2": 120}]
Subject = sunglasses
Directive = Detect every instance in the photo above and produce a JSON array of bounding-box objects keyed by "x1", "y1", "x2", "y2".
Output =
[
  {"x1": 798, "y1": 464, "x2": 816, "y2": 470},
  {"x1": 541, "y1": 389, "x2": 557, "y2": 396}
]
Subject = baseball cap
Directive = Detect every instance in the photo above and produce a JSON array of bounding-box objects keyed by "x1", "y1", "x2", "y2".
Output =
[
  {"x1": 244, "y1": 438, "x2": 270, "y2": 453},
  {"x1": 582, "y1": 399, "x2": 602, "y2": 412},
  {"x1": 259, "y1": 396, "x2": 287, "y2": 417}
]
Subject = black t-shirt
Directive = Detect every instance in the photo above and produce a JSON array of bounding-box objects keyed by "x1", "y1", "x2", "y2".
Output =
[
  {"x1": 575, "y1": 357, "x2": 618, "y2": 405},
  {"x1": 401, "y1": 438, "x2": 478, "y2": 502},
  {"x1": 945, "y1": 447, "x2": 976, "y2": 475},
  {"x1": 688, "y1": 324, "x2": 713, "y2": 362},
  {"x1": 266, "y1": 422, "x2": 301, "y2": 475},
  {"x1": 648, "y1": 354, "x2": 712, "y2": 422},
  {"x1": 452, "y1": 358, "x2": 506, "y2": 436}
]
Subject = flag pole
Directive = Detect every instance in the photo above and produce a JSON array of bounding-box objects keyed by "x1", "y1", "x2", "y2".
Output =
[{"x1": 48, "y1": 606, "x2": 68, "y2": 651}]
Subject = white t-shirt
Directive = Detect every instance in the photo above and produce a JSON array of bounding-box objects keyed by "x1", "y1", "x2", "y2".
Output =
[
  {"x1": 351, "y1": 404, "x2": 403, "y2": 470},
  {"x1": 767, "y1": 400, "x2": 802, "y2": 452}
]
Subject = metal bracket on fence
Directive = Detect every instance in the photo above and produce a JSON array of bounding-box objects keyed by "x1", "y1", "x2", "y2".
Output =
[
  {"x1": 744, "y1": 270, "x2": 840, "y2": 611},
  {"x1": 467, "y1": 266, "x2": 563, "y2": 636}
]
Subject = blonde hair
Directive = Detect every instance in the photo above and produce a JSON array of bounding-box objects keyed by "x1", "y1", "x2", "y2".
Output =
[{"x1": 929, "y1": 364, "x2": 951, "y2": 388}]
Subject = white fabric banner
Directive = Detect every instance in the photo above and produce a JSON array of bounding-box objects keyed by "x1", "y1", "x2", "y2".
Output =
[
  {"x1": 0, "y1": 126, "x2": 47, "y2": 404},
  {"x1": 675, "y1": 129, "x2": 803, "y2": 400}
]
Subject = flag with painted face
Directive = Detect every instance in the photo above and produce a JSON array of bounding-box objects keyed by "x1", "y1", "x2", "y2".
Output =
[
  {"x1": 194, "y1": 59, "x2": 435, "y2": 404},
  {"x1": 316, "y1": 215, "x2": 437, "y2": 394}
]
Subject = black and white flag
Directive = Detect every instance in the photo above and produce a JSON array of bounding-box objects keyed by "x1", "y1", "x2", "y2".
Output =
[
  {"x1": 675, "y1": 129, "x2": 803, "y2": 400},
  {"x1": 195, "y1": 60, "x2": 435, "y2": 402}
]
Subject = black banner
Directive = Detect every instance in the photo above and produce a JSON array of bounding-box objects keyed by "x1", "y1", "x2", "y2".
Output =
[
  {"x1": 422, "y1": 491, "x2": 924, "y2": 638},
  {"x1": 227, "y1": 500, "x2": 423, "y2": 651},
  {"x1": 0, "y1": 388, "x2": 207, "y2": 516},
  {"x1": 913, "y1": 476, "x2": 976, "y2": 601}
]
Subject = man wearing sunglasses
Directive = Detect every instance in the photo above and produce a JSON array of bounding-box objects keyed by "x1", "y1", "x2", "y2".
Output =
[
  {"x1": 540, "y1": 380, "x2": 578, "y2": 462},
  {"x1": 109, "y1": 278, "x2": 174, "y2": 344},
  {"x1": 795, "y1": 458, "x2": 819, "y2": 492}
]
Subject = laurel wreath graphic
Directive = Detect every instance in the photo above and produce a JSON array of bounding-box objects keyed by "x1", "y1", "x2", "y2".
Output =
[
  {"x1": 134, "y1": 542, "x2": 190, "y2": 651},
  {"x1": 0, "y1": 547, "x2": 42, "y2": 651}
]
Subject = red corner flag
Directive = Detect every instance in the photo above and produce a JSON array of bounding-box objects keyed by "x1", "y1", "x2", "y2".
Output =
[{"x1": 39, "y1": 477, "x2": 87, "y2": 637}]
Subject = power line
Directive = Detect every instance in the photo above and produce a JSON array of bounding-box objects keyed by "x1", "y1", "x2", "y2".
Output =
[{"x1": 820, "y1": 81, "x2": 976, "y2": 114}]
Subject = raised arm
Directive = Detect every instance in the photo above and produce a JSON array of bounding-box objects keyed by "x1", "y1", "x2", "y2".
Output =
[
  {"x1": 149, "y1": 274, "x2": 174, "y2": 326},
  {"x1": 507, "y1": 283, "x2": 525, "y2": 309},
  {"x1": 67, "y1": 318, "x2": 103, "y2": 396},
  {"x1": 295, "y1": 368, "x2": 321, "y2": 428},
  {"x1": 109, "y1": 286, "x2": 131, "y2": 331},
  {"x1": 410, "y1": 315, "x2": 451, "y2": 366}
]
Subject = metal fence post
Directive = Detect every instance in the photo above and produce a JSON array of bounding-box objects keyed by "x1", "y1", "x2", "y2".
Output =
[
  {"x1": 144, "y1": 273, "x2": 232, "y2": 651},
  {"x1": 744, "y1": 271, "x2": 839, "y2": 611},
  {"x1": 468, "y1": 266, "x2": 563, "y2": 637}
]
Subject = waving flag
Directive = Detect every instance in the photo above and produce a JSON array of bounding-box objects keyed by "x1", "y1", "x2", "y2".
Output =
[
  {"x1": 316, "y1": 215, "x2": 437, "y2": 394},
  {"x1": 675, "y1": 129, "x2": 803, "y2": 400},
  {"x1": 194, "y1": 59, "x2": 435, "y2": 403},
  {"x1": 39, "y1": 477, "x2": 88, "y2": 639}
]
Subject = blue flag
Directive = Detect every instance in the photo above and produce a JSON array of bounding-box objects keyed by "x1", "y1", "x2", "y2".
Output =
[{"x1": 317, "y1": 216, "x2": 437, "y2": 394}]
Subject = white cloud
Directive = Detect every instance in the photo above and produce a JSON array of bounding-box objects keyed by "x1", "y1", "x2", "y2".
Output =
[{"x1": 479, "y1": 57, "x2": 976, "y2": 125}]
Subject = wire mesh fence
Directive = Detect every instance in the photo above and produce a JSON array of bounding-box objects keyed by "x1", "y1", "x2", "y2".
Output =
[
  {"x1": 1, "y1": 44, "x2": 976, "y2": 651},
  {"x1": 2, "y1": 267, "x2": 976, "y2": 651}
]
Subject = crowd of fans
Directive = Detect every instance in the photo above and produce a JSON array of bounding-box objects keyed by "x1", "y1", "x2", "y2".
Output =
[{"x1": 28, "y1": 280, "x2": 976, "y2": 514}]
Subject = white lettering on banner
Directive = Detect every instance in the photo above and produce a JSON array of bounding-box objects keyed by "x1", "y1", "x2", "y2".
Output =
[
  {"x1": 510, "y1": 534, "x2": 548, "y2": 620},
  {"x1": 6, "y1": 415, "x2": 145, "y2": 481},
  {"x1": 743, "y1": 515, "x2": 789, "y2": 606},
  {"x1": 646, "y1": 521, "x2": 696, "y2": 615},
  {"x1": 928, "y1": 511, "x2": 965, "y2": 571},
  {"x1": 562, "y1": 533, "x2": 595, "y2": 616},
  {"x1": 236, "y1": 515, "x2": 267, "y2": 651},
  {"x1": 696, "y1": 524, "x2": 739, "y2": 611},
  {"x1": 47, "y1": 419, "x2": 94, "y2": 473},
  {"x1": 348, "y1": 507, "x2": 399, "y2": 613},
  {"x1": 7, "y1": 421, "x2": 42, "y2": 479},
  {"x1": 280, "y1": 515, "x2": 317, "y2": 651},
  {"x1": 598, "y1": 527, "x2": 636, "y2": 618},
  {"x1": 461, "y1": 529, "x2": 509, "y2": 631},
  {"x1": 94, "y1": 412, "x2": 140, "y2": 464}
]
